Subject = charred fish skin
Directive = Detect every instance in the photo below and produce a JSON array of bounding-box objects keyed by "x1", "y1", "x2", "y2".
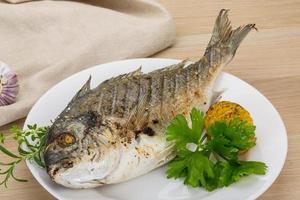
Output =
[{"x1": 44, "y1": 9, "x2": 256, "y2": 188}]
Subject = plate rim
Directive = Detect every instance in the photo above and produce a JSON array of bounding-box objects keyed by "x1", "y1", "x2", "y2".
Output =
[{"x1": 24, "y1": 58, "x2": 288, "y2": 200}]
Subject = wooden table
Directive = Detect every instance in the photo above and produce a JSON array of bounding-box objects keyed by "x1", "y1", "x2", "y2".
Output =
[{"x1": 1, "y1": 0, "x2": 299, "y2": 199}]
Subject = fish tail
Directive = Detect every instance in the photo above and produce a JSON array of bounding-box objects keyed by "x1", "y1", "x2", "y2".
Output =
[{"x1": 206, "y1": 9, "x2": 256, "y2": 58}]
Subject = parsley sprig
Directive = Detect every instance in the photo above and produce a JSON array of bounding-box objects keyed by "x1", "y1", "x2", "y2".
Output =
[
  {"x1": 166, "y1": 108, "x2": 267, "y2": 191},
  {"x1": 0, "y1": 124, "x2": 48, "y2": 187}
]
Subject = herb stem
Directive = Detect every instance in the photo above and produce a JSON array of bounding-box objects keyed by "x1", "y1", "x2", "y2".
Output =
[{"x1": 0, "y1": 124, "x2": 48, "y2": 187}]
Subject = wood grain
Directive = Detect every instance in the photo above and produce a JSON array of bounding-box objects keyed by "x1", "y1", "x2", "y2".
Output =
[{"x1": 1, "y1": 0, "x2": 300, "y2": 199}]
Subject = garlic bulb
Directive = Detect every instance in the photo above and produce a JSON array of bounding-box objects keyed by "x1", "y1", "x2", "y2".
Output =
[{"x1": 0, "y1": 62, "x2": 19, "y2": 106}]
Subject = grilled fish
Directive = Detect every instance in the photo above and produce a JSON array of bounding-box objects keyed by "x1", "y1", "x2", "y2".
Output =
[{"x1": 44, "y1": 10, "x2": 256, "y2": 188}]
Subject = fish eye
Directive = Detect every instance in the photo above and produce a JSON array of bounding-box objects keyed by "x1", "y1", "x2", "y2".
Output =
[{"x1": 56, "y1": 133, "x2": 76, "y2": 148}]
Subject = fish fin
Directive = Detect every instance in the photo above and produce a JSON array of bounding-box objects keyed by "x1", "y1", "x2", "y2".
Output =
[
  {"x1": 113, "y1": 66, "x2": 142, "y2": 80},
  {"x1": 72, "y1": 76, "x2": 91, "y2": 101},
  {"x1": 148, "y1": 60, "x2": 187, "y2": 76},
  {"x1": 163, "y1": 60, "x2": 187, "y2": 71},
  {"x1": 96, "y1": 67, "x2": 142, "y2": 90},
  {"x1": 130, "y1": 66, "x2": 142, "y2": 76},
  {"x1": 211, "y1": 89, "x2": 225, "y2": 104},
  {"x1": 57, "y1": 76, "x2": 91, "y2": 117},
  {"x1": 208, "y1": 9, "x2": 256, "y2": 55}
]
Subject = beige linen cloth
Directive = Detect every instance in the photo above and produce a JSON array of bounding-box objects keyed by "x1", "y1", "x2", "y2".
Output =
[{"x1": 0, "y1": 0, "x2": 175, "y2": 126}]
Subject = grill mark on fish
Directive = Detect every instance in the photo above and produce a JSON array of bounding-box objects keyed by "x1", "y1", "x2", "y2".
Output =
[
  {"x1": 96, "y1": 93, "x2": 103, "y2": 114},
  {"x1": 149, "y1": 74, "x2": 162, "y2": 108},
  {"x1": 100, "y1": 85, "x2": 115, "y2": 116},
  {"x1": 160, "y1": 74, "x2": 168, "y2": 119},
  {"x1": 184, "y1": 70, "x2": 188, "y2": 93},
  {"x1": 111, "y1": 85, "x2": 117, "y2": 115},
  {"x1": 124, "y1": 78, "x2": 139, "y2": 116},
  {"x1": 175, "y1": 70, "x2": 187, "y2": 97},
  {"x1": 146, "y1": 78, "x2": 152, "y2": 103},
  {"x1": 159, "y1": 74, "x2": 164, "y2": 115},
  {"x1": 147, "y1": 73, "x2": 164, "y2": 122},
  {"x1": 120, "y1": 82, "x2": 128, "y2": 117},
  {"x1": 113, "y1": 82, "x2": 128, "y2": 117},
  {"x1": 174, "y1": 74, "x2": 179, "y2": 94},
  {"x1": 139, "y1": 76, "x2": 152, "y2": 118},
  {"x1": 135, "y1": 78, "x2": 142, "y2": 116},
  {"x1": 170, "y1": 72, "x2": 176, "y2": 98},
  {"x1": 197, "y1": 60, "x2": 207, "y2": 84},
  {"x1": 136, "y1": 78, "x2": 142, "y2": 110},
  {"x1": 126, "y1": 77, "x2": 145, "y2": 129},
  {"x1": 172, "y1": 74, "x2": 178, "y2": 96},
  {"x1": 163, "y1": 73, "x2": 175, "y2": 101},
  {"x1": 186, "y1": 68, "x2": 189, "y2": 88},
  {"x1": 127, "y1": 76, "x2": 153, "y2": 131},
  {"x1": 206, "y1": 46, "x2": 212, "y2": 66},
  {"x1": 185, "y1": 68, "x2": 190, "y2": 102},
  {"x1": 188, "y1": 63, "x2": 201, "y2": 98},
  {"x1": 159, "y1": 72, "x2": 176, "y2": 121}
]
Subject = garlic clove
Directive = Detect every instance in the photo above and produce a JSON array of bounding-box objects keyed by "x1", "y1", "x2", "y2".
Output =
[{"x1": 0, "y1": 61, "x2": 19, "y2": 106}]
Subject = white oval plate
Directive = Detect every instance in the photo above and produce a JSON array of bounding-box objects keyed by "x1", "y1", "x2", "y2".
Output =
[{"x1": 25, "y1": 58, "x2": 287, "y2": 200}]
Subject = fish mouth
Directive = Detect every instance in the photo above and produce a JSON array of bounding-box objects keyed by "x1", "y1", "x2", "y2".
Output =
[
  {"x1": 44, "y1": 145, "x2": 121, "y2": 188},
  {"x1": 47, "y1": 159, "x2": 74, "y2": 177},
  {"x1": 44, "y1": 147, "x2": 106, "y2": 187},
  {"x1": 48, "y1": 160, "x2": 114, "y2": 189},
  {"x1": 43, "y1": 144, "x2": 74, "y2": 177}
]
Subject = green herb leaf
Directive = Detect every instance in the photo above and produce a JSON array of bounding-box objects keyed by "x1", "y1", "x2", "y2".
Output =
[
  {"x1": 207, "y1": 119, "x2": 256, "y2": 158},
  {"x1": 206, "y1": 137, "x2": 239, "y2": 161},
  {"x1": 166, "y1": 114, "x2": 195, "y2": 151},
  {"x1": 190, "y1": 108, "x2": 205, "y2": 142},
  {"x1": 0, "y1": 124, "x2": 49, "y2": 187},
  {"x1": 230, "y1": 161, "x2": 267, "y2": 183},
  {"x1": 0, "y1": 145, "x2": 20, "y2": 159},
  {"x1": 166, "y1": 109, "x2": 205, "y2": 152},
  {"x1": 11, "y1": 170, "x2": 28, "y2": 183},
  {"x1": 166, "y1": 156, "x2": 188, "y2": 179},
  {"x1": 184, "y1": 152, "x2": 215, "y2": 188},
  {"x1": 214, "y1": 160, "x2": 267, "y2": 187},
  {"x1": 0, "y1": 133, "x2": 5, "y2": 144},
  {"x1": 167, "y1": 151, "x2": 214, "y2": 189},
  {"x1": 166, "y1": 107, "x2": 267, "y2": 192}
]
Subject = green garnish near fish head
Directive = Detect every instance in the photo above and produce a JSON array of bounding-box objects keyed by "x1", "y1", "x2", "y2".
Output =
[{"x1": 0, "y1": 124, "x2": 48, "y2": 187}]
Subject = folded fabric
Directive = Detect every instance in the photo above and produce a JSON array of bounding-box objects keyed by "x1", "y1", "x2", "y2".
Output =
[
  {"x1": 6, "y1": 0, "x2": 31, "y2": 3},
  {"x1": 5, "y1": 0, "x2": 31, "y2": 3},
  {"x1": 0, "y1": 0, "x2": 175, "y2": 126}
]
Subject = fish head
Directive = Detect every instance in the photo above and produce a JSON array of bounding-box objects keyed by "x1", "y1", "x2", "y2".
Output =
[{"x1": 44, "y1": 111, "x2": 121, "y2": 188}]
